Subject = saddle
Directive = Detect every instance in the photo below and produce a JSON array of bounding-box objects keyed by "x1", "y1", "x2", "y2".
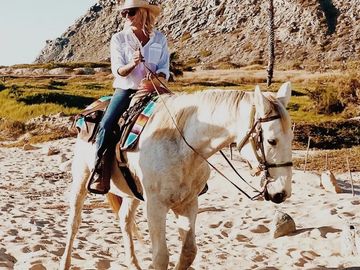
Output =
[{"x1": 74, "y1": 92, "x2": 157, "y2": 200}]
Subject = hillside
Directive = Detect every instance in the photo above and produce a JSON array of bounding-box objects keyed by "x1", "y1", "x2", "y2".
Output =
[{"x1": 35, "y1": 0, "x2": 360, "y2": 68}]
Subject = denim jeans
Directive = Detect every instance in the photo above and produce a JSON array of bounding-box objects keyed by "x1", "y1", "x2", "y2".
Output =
[{"x1": 95, "y1": 88, "x2": 136, "y2": 162}]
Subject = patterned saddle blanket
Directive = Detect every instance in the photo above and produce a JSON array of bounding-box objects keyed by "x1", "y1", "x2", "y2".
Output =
[{"x1": 74, "y1": 92, "x2": 157, "y2": 151}]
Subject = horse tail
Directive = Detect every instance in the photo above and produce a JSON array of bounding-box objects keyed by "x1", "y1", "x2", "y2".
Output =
[
  {"x1": 106, "y1": 193, "x2": 123, "y2": 219},
  {"x1": 106, "y1": 194, "x2": 144, "y2": 243}
]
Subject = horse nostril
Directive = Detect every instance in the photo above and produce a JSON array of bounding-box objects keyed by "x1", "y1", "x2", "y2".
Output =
[{"x1": 272, "y1": 192, "x2": 285, "y2": 204}]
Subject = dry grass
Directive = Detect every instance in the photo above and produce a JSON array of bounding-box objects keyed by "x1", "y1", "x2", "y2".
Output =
[
  {"x1": 1, "y1": 65, "x2": 359, "y2": 151},
  {"x1": 293, "y1": 146, "x2": 360, "y2": 173}
]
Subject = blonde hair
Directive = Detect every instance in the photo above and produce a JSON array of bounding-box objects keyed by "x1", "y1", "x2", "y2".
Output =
[{"x1": 124, "y1": 7, "x2": 157, "y2": 36}]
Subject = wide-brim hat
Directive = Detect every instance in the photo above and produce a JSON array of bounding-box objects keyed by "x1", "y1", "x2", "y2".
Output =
[{"x1": 118, "y1": 0, "x2": 161, "y2": 17}]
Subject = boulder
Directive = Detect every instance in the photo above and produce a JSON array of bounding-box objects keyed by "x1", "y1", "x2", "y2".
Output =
[
  {"x1": 320, "y1": 170, "x2": 342, "y2": 193},
  {"x1": 271, "y1": 210, "x2": 296, "y2": 239},
  {"x1": 46, "y1": 146, "x2": 60, "y2": 156},
  {"x1": 23, "y1": 144, "x2": 40, "y2": 151}
]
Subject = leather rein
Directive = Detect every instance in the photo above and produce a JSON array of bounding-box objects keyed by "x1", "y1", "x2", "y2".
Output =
[{"x1": 143, "y1": 64, "x2": 292, "y2": 201}]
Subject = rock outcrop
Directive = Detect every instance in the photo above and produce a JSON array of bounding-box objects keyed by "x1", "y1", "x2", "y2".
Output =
[{"x1": 35, "y1": 0, "x2": 360, "y2": 67}]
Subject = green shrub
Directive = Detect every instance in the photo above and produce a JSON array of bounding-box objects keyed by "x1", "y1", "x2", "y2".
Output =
[
  {"x1": 8, "y1": 85, "x2": 24, "y2": 99},
  {"x1": 0, "y1": 82, "x2": 5, "y2": 91},
  {"x1": 84, "y1": 83, "x2": 103, "y2": 90},
  {"x1": 48, "y1": 80, "x2": 68, "y2": 90}
]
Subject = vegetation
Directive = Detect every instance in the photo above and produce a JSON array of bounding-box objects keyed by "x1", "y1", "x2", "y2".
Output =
[
  {"x1": 10, "y1": 61, "x2": 110, "y2": 70},
  {"x1": 293, "y1": 146, "x2": 360, "y2": 173},
  {"x1": 0, "y1": 63, "x2": 359, "y2": 155}
]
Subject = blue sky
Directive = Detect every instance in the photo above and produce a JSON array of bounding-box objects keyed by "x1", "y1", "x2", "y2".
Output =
[{"x1": 0, "y1": 0, "x2": 97, "y2": 66}]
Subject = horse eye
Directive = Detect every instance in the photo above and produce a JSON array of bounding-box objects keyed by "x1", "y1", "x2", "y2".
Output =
[{"x1": 267, "y1": 139, "x2": 277, "y2": 146}]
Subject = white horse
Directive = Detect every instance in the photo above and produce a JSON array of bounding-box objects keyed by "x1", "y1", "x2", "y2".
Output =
[{"x1": 60, "y1": 82, "x2": 293, "y2": 270}]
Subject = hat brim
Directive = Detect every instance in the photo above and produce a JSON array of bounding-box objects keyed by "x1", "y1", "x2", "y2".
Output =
[{"x1": 118, "y1": 3, "x2": 161, "y2": 17}]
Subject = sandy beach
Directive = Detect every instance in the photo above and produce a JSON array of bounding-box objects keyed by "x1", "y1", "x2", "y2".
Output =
[{"x1": 0, "y1": 137, "x2": 359, "y2": 269}]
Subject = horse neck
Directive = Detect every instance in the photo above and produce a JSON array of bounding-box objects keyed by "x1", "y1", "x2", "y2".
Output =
[{"x1": 179, "y1": 90, "x2": 251, "y2": 158}]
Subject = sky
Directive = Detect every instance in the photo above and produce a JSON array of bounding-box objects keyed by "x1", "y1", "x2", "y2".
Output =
[{"x1": 0, "y1": 0, "x2": 97, "y2": 66}]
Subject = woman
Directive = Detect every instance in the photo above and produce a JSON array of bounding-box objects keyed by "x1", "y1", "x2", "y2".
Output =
[{"x1": 88, "y1": 0, "x2": 170, "y2": 194}]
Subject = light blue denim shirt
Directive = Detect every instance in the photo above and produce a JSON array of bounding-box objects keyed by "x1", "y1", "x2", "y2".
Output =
[{"x1": 110, "y1": 27, "x2": 170, "y2": 89}]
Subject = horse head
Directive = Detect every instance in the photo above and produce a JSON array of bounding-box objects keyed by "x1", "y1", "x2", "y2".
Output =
[{"x1": 239, "y1": 82, "x2": 293, "y2": 204}]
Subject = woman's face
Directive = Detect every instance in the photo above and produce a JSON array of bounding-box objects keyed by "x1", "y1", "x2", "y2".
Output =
[{"x1": 122, "y1": 8, "x2": 143, "y2": 29}]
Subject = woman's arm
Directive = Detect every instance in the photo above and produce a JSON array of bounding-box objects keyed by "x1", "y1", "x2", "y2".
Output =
[{"x1": 117, "y1": 49, "x2": 143, "y2": 77}]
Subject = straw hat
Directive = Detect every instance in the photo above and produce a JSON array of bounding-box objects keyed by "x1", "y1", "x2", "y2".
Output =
[{"x1": 118, "y1": 0, "x2": 161, "y2": 17}]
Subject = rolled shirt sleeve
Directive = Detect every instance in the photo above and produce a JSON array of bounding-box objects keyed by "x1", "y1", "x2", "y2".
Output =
[
  {"x1": 156, "y1": 37, "x2": 170, "y2": 80},
  {"x1": 110, "y1": 34, "x2": 126, "y2": 78}
]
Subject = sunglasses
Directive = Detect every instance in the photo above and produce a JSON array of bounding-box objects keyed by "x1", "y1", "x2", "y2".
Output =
[{"x1": 121, "y1": 8, "x2": 138, "y2": 18}]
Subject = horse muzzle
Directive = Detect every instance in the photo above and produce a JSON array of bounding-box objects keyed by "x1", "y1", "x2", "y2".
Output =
[{"x1": 263, "y1": 188, "x2": 287, "y2": 204}]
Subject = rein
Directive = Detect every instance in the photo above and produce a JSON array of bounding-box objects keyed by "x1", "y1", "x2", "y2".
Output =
[{"x1": 142, "y1": 64, "x2": 290, "y2": 200}]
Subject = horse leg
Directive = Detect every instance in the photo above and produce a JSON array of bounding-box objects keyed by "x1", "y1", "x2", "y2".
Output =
[
  {"x1": 118, "y1": 197, "x2": 141, "y2": 270},
  {"x1": 59, "y1": 158, "x2": 89, "y2": 270},
  {"x1": 147, "y1": 199, "x2": 169, "y2": 270},
  {"x1": 173, "y1": 198, "x2": 198, "y2": 270}
]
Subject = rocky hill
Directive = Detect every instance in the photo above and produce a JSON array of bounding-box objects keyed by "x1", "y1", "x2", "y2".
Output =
[{"x1": 36, "y1": 0, "x2": 360, "y2": 68}]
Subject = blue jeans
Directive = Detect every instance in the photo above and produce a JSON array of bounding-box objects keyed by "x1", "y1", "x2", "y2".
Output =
[{"x1": 95, "y1": 88, "x2": 136, "y2": 162}]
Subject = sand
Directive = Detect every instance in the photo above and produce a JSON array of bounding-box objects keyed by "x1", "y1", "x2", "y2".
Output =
[{"x1": 0, "y1": 137, "x2": 360, "y2": 269}]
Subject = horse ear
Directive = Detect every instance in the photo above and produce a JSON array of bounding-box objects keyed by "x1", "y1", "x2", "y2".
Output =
[
  {"x1": 254, "y1": 85, "x2": 271, "y2": 116},
  {"x1": 276, "y1": 82, "x2": 292, "y2": 107}
]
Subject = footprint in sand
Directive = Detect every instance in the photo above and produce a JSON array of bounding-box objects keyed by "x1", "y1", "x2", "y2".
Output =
[
  {"x1": 29, "y1": 263, "x2": 46, "y2": 270},
  {"x1": 209, "y1": 221, "x2": 222, "y2": 229},
  {"x1": 294, "y1": 258, "x2": 307, "y2": 267},
  {"x1": 351, "y1": 200, "x2": 360, "y2": 205},
  {"x1": 300, "y1": 250, "x2": 320, "y2": 260},
  {"x1": 342, "y1": 211, "x2": 355, "y2": 217},
  {"x1": 7, "y1": 229, "x2": 18, "y2": 236},
  {"x1": 250, "y1": 224, "x2": 269, "y2": 233},
  {"x1": 236, "y1": 234, "x2": 250, "y2": 242},
  {"x1": 220, "y1": 231, "x2": 229, "y2": 238},
  {"x1": 223, "y1": 221, "x2": 233, "y2": 228},
  {"x1": 96, "y1": 259, "x2": 111, "y2": 269},
  {"x1": 252, "y1": 253, "x2": 268, "y2": 262}
]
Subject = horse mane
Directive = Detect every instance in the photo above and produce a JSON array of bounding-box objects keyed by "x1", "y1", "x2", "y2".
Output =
[
  {"x1": 151, "y1": 90, "x2": 291, "y2": 139},
  {"x1": 152, "y1": 90, "x2": 245, "y2": 138},
  {"x1": 265, "y1": 94, "x2": 291, "y2": 133}
]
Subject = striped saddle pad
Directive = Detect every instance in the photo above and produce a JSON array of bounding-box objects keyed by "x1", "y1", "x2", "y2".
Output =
[{"x1": 121, "y1": 98, "x2": 157, "y2": 150}]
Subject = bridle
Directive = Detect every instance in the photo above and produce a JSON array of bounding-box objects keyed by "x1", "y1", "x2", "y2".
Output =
[
  {"x1": 237, "y1": 112, "x2": 293, "y2": 178},
  {"x1": 217, "y1": 110, "x2": 293, "y2": 200}
]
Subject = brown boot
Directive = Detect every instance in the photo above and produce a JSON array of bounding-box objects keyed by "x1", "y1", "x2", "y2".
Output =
[
  {"x1": 199, "y1": 183, "x2": 208, "y2": 196},
  {"x1": 87, "y1": 167, "x2": 109, "y2": 195}
]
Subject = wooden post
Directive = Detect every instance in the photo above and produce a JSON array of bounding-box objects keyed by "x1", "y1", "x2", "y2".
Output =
[
  {"x1": 230, "y1": 143, "x2": 233, "y2": 160},
  {"x1": 303, "y1": 136, "x2": 311, "y2": 172},
  {"x1": 325, "y1": 152, "x2": 328, "y2": 171},
  {"x1": 266, "y1": 0, "x2": 275, "y2": 87},
  {"x1": 346, "y1": 156, "x2": 354, "y2": 196}
]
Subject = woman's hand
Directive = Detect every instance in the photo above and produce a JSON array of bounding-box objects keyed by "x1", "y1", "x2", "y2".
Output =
[
  {"x1": 132, "y1": 49, "x2": 143, "y2": 66},
  {"x1": 139, "y1": 78, "x2": 159, "y2": 92},
  {"x1": 139, "y1": 73, "x2": 170, "y2": 94}
]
